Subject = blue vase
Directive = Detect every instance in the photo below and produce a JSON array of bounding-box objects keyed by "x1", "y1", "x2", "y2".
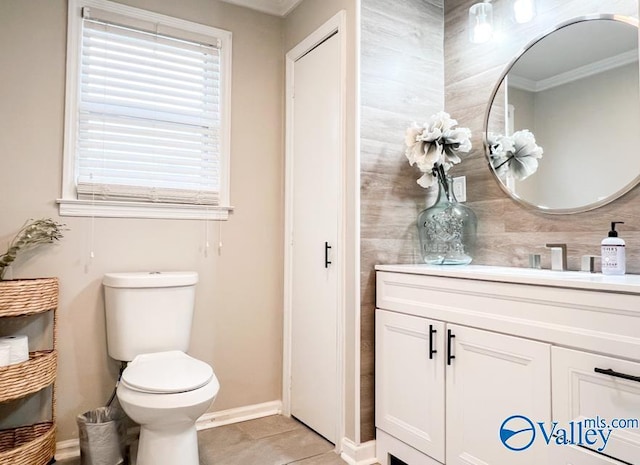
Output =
[{"x1": 417, "y1": 175, "x2": 477, "y2": 265}]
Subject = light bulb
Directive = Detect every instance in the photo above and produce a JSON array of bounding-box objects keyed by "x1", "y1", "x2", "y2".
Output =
[
  {"x1": 513, "y1": 0, "x2": 535, "y2": 24},
  {"x1": 468, "y1": 2, "x2": 494, "y2": 44},
  {"x1": 473, "y1": 22, "x2": 493, "y2": 43}
]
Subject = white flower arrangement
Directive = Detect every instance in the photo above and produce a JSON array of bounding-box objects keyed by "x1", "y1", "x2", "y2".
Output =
[
  {"x1": 404, "y1": 111, "x2": 472, "y2": 189},
  {"x1": 488, "y1": 129, "x2": 543, "y2": 181}
]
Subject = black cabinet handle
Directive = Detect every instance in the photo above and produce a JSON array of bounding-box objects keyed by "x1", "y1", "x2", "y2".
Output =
[
  {"x1": 324, "y1": 242, "x2": 332, "y2": 268},
  {"x1": 429, "y1": 325, "x2": 437, "y2": 360},
  {"x1": 595, "y1": 367, "x2": 640, "y2": 383},
  {"x1": 447, "y1": 329, "x2": 455, "y2": 366}
]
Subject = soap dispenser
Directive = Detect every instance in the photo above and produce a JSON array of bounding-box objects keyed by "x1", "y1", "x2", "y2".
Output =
[{"x1": 601, "y1": 221, "x2": 625, "y2": 275}]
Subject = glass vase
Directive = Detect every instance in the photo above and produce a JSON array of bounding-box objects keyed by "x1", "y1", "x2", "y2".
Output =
[{"x1": 417, "y1": 175, "x2": 477, "y2": 265}]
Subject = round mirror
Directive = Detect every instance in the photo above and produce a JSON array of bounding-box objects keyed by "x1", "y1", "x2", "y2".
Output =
[{"x1": 484, "y1": 15, "x2": 640, "y2": 213}]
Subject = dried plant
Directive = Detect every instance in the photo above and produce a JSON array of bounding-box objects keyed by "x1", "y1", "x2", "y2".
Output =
[{"x1": 0, "y1": 219, "x2": 66, "y2": 280}]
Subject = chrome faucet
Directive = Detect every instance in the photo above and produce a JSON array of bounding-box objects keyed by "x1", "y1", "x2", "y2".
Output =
[
  {"x1": 545, "y1": 243, "x2": 567, "y2": 271},
  {"x1": 581, "y1": 255, "x2": 598, "y2": 273},
  {"x1": 528, "y1": 253, "x2": 541, "y2": 269}
]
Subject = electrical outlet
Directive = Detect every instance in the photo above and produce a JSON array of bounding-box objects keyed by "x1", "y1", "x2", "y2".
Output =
[{"x1": 453, "y1": 176, "x2": 467, "y2": 202}]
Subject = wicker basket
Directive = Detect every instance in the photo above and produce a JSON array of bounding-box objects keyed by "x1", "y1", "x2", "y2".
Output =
[
  {"x1": 0, "y1": 422, "x2": 55, "y2": 465},
  {"x1": 0, "y1": 278, "x2": 58, "y2": 317},
  {"x1": 0, "y1": 350, "x2": 57, "y2": 403}
]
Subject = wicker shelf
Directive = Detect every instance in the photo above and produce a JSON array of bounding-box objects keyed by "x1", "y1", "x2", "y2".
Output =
[
  {"x1": 0, "y1": 278, "x2": 58, "y2": 465},
  {"x1": 0, "y1": 422, "x2": 56, "y2": 465},
  {"x1": 0, "y1": 350, "x2": 57, "y2": 403},
  {"x1": 0, "y1": 278, "x2": 58, "y2": 317}
]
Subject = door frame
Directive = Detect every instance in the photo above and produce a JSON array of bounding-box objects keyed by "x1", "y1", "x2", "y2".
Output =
[{"x1": 283, "y1": 10, "x2": 347, "y2": 449}]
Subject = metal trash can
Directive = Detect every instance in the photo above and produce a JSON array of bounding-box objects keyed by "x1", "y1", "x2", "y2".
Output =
[{"x1": 77, "y1": 406, "x2": 126, "y2": 465}]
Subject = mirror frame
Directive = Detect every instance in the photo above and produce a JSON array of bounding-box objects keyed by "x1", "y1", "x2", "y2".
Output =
[{"x1": 483, "y1": 14, "x2": 640, "y2": 214}]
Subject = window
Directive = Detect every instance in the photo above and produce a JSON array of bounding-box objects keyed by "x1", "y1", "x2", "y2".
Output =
[{"x1": 59, "y1": 0, "x2": 232, "y2": 219}]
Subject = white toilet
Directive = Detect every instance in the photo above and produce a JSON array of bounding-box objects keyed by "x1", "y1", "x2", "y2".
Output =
[{"x1": 103, "y1": 271, "x2": 219, "y2": 465}]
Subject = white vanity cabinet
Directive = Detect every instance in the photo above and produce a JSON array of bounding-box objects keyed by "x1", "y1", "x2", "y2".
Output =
[
  {"x1": 376, "y1": 310, "x2": 550, "y2": 465},
  {"x1": 375, "y1": 265, "x2": 640, "y2": 465}
]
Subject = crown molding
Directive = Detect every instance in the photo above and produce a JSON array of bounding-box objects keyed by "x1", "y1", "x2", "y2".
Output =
[
  {"x1": 510, "y1": 50, "x2": 638, "y2": 93},
  {"x1": 219, "y1": 0, "x2": 303, "y2": 16}
]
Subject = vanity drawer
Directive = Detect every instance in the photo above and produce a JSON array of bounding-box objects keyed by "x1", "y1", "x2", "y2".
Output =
[
  {"x1": 549, "y1": 444, "x2": 629, "y2": 465},
  {"x1": 552, "y1": 347, "x2": 640, "y2": 465}
]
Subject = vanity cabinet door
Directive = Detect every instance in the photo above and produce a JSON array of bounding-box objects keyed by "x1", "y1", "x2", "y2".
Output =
[
  {"x1": 552, "y1": 347, "x2": 640, "y2": 465},
  {"x1": 446, "y1": 325, "x2": 551, "y2": 465},
  {"x1": 375, "y1": 309, "x2": 446, "y2": 462}
]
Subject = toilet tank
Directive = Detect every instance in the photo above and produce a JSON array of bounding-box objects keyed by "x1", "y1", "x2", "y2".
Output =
[{"x1": 103, "y1": 271, "x2": 198, "y2": 361}]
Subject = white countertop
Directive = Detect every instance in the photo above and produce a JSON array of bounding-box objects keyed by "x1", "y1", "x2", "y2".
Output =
[{"x1": 375, "y1": 264, "x2": 640, "y2": 294}]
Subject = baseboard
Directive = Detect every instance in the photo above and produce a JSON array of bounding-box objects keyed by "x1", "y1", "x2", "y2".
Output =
[
  {"x1": 340, "y1": 437, "x2": 378, "y2": 465},
  {"x1": 55, "y1": 400, "x2": 283, "y2": 460},
  {"x1": 195, "y1": 400, "x2": 282, "y2": 430},
  {"x1": 55, "y1": 438, "x2": 81, "y2": 461}
]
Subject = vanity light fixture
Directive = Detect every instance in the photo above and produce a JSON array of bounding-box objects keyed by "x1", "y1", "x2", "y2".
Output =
[
  {"x1": 513, "y1": 0, "x2": 536, "y2": 24},
  {"x1": 468, "y1": 1, "x2": 494, "y2": 44}
]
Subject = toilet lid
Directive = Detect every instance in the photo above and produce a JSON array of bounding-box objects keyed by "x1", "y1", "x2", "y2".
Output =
[{"x1": 122, "y1": 351, "x2": 213, "y2": 394}]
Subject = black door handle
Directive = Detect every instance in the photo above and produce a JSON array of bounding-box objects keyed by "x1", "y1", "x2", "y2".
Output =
[
  {"x1": 447, "y1": 329, "x2": 455, "y2": 366},
  {"x1": 324, "y1": 242, "x2": 332, "y2": 268},
  {"x1": 429, "y1": 324, "x2": 437, "y2": 360},
  {"x1": 595, "y1": 367, "x2": 640, "y2": 383}
]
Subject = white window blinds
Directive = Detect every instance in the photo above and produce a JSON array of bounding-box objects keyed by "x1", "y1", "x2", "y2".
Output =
[{"x1": 77, "y1": 8, "x2": 222, "y2": 205}]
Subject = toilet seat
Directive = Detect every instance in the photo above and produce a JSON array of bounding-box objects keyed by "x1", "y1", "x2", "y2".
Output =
[{"x1": 122, "y1": 350, "x2": 213, "y2": 394}]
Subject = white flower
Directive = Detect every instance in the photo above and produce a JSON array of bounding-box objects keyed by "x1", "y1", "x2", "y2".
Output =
[
  {"x1": 416, "y1": 141, "x2": 443, "y2": 170},
  {"x1": 488, "y1": 130, "x2": 543, "y2": 181},
  {"x1": 404, "y1": 123, "x2": 423, "y2": 159},
  {"x1": 427, "y1": 111, "x2": 458, "y2": 134},
  {"x1": 417, "y1": 172, "x2": 437, "y2": 189},
  {"x1": 487, "y1": 132, "x2": 515, "y2": 154},
  {"x1": 487, "y1": 133, "x2": 511, "y2": 178},
  {"x1": 404, "y1": 112, "x2": 472, "y2": 188},
  {"x1": 443, "y1": 127, "x2": 472, "y2": 167},
  {"x1": 418, "y1": 125, "x2": 442, "y2": 144}
]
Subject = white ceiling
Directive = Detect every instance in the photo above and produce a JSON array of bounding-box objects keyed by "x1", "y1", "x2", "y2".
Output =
[
  {"x1": 219, "y1": 0, "x2": 304, "y2": 16},
  {"x1": 510, "y1": 20, "x2": 638, "y2": 82}
]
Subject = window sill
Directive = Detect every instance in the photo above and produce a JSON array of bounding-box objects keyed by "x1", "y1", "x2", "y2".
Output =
[{"x1": 57, "y1": 199, "x2": 233, "y2": 220}]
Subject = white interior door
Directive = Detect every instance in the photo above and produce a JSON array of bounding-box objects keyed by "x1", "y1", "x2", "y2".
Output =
[{"x1": 289, "y1": 31, "x2": 341, "y2": 443}]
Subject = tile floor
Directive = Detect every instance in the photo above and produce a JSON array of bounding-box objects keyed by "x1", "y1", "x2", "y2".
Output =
[{"x1": 57, "y1": 414, "x2": 348, "y2": 465}]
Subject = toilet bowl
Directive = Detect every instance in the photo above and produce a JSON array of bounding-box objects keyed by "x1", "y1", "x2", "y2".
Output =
[{"x1": 116, "y1": 350, "x2": 220, "y2": 465}]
